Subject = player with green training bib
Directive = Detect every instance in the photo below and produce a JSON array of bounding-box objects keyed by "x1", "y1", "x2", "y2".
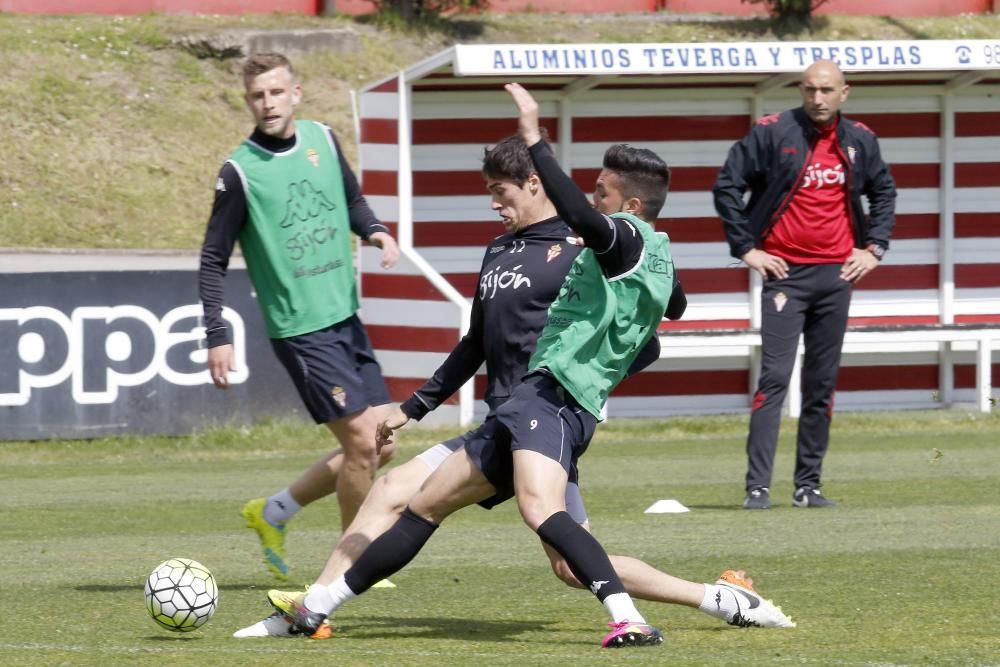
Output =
[{"x1": 198, "y1": 52, "x2": 400, "y2": 583}]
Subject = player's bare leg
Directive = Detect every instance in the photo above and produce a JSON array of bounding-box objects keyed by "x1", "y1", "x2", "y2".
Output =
[
  {"x1": 241, "y1": 447, "x2": 349, "y2": 582},
  {"x1": 290, "y1": 411, "x2": 397, "y2": 511},
  {"x1": 243, "y1": 405, "x2": 395, "y2": 580},
  {"x1": 513, "y1": 450, "x2": 662, "y2": 647},
  {"x1": 324, "y1": 406, "x2": 392, "y2": 530},
  {"x1": 287, "y1": 449, "x2": 343, "y2": 505},
  {"x1": 314, "y1": 455, "x2": 435, "y2": 586},
  {"x1": 541, "y1": 541, "x2": 702, "y2": 606},
  {"x1": 266, "y1": 448, "x2": 496, "y2": 636},
  {"x1": 540, "y1": 543, "x2": 792, "y2": 627}
]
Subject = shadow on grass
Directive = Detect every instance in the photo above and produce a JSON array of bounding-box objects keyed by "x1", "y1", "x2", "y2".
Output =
[
  {"x1": 332, "y1": 615, "x2": 559, "y2": 643},
  {"x1": 75, "y1": 583, "x2": 558, "y2": 643}
]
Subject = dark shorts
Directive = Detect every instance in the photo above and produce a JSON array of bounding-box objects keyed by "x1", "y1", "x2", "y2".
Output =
[
  {"x1": 269, "y1": 314, "x2": 390, "y2": 424},
  {"x1": 496, "y1": 372, "x2": 598, "y2": 470},
  {"x1": 442, "y1": 417, "x2": 589, "y2": 524},
  {"x1": 464, "y1": 373, "x2": 597, "y2": 514}
]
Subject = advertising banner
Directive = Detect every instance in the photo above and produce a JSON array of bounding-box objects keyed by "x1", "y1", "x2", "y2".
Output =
[
  {"x1": 455, "y1": 40, "x2": 1000, "y2": 76},
  {"x1": 0, "y1": 269, "x2": 305, "y2": 440}
]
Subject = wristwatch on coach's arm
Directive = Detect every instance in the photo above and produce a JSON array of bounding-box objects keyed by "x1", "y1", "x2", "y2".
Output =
[{"x1": 865, "y1": 243, "x2": 886, "y2": 261}]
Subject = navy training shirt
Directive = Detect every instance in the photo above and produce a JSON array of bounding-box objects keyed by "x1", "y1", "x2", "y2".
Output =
[{"x1": 401, "y1": 217, "x2": 581, "y2": 419}]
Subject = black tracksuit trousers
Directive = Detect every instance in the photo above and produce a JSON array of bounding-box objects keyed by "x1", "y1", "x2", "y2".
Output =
[{"x1": 746, "y1": 263, "x2": 853, "y2": 492}]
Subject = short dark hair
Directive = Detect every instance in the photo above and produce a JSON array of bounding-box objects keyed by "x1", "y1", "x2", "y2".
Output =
[
  {"x1": 242, "y1": 52, "x2": 295, "y2": 84},
  {"x1": 602, "y1": 144, "x2": 671, "y2": 222},
  {"x1": 481, "y1": 134, "x2": 534, "y2": 185},
  {"x1": 482, "y1": 129, "x2": 552, "y2": 184}
]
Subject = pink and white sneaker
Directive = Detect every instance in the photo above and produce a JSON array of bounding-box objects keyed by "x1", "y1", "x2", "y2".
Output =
[{"x1": 601, "y1": 620, "x2": 664, "y2": 648}]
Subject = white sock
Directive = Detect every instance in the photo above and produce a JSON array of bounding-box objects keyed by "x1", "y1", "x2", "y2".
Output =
[
  {"x1": 263, "y1": 489, "x2": 301, "y2": 526},
  {"x1": 699, "y1": 583, "x2": 737, "y2": 621},
  {"x1": 304, "y1": 576, "x2": 357, "y2": 616},
  {"x1": 303, "y1": 584, "x2": 333, "y2": 615},
  {"x1": 603, "y1": 592, "x2": 646, "y2": 624}
]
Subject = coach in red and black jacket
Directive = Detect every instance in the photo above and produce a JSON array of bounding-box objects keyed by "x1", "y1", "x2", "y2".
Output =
[
  {"x1": 712, "y1": 59, "x2": 896, "y2": 511},
  {"x1": 714, "y1": 94, "x2": 896, "y2": 264}
]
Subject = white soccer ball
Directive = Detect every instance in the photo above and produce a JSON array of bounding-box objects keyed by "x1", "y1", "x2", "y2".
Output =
[{"x1": 143, "y1": 558, "x2": 218, "y2": 632}]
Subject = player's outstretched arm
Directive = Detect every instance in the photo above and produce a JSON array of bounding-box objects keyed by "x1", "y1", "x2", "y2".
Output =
[
  {"x1": 506, "y1": 82, "x2": 543, "y2": 147},
  {"x1": 505, "y1": 83, "x2": 616, "y2": 253}
]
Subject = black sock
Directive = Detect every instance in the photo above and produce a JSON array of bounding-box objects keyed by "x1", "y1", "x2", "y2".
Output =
[
  {"x1": 343, "y1": 506, "x2": 438, "y2": 594},
  {"x1": 536, "y1": 511, "x2": 625, "y2": 602}
]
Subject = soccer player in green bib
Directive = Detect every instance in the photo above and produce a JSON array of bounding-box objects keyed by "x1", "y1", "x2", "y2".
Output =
[
  {"x1": 245, "y1": 133, "x2": 793, "y2": 643},
  {"x1": 198, "y1": 53, "x2": 399, "y2": 581},
  {"x1": 494, "y1": 82, "x2": 675, "y2": 647},
  {"x1": 265, "y1": 83, "x2": 688, "y2": 648}
]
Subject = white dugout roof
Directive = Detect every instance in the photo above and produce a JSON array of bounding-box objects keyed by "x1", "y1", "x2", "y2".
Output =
[{"x1": 356, "y1": 40, "x2": 1000, "y2": 424}]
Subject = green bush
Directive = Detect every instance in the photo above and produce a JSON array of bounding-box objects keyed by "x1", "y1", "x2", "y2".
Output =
[
  {"x1": 743, "y1": 0, "x2": 829, "y2": 24},
  {"x1": 375, "y1": 0, "x2": 489, "y2": 25}
]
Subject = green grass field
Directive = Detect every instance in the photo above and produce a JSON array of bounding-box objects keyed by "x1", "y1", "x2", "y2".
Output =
[{"x1": 2, "y1": 411, "x2": 998, "y2": 666}]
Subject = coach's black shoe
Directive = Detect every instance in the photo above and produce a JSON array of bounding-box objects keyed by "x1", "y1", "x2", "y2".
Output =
[
  {"x1": 792, "y1": 486, "x2": 835, "y2": 508},
  {"x1": 743, "y1": 487, "x2": 771, "y2": 510}
]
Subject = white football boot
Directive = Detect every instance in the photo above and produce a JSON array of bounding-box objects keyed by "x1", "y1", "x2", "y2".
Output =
[
  {"x1": 716, "y1": 570, "x2": 796, "y2": 628},
  {"x1": 233, "y1": 612, "x2": 300, "y2": 638}
]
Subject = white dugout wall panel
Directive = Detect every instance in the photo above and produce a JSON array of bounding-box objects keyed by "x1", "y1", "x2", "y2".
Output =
[{"x1": 356, "y1": 42, "x2": 1000, "y2": 424}]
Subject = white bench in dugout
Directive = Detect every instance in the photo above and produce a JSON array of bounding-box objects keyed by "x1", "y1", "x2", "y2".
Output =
[{"x1": 658, "y1": 324, "x2": 1000, "y2": 416}]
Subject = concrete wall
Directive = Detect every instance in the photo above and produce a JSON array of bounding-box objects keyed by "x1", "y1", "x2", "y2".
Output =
[
  {"x1": 663, "y1": 0, "x2": 997, "y2": 15},
  {"x1": 0, "y1": 0, "x2": 995, "y2": 16},
  {"x1": 0, "y1": 0, "x2": 316, "y2": 14}
]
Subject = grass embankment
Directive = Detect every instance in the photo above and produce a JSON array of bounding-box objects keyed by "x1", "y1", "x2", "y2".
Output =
[{"x1": 1, "y1": 11, "x2": 998, "y2": 249}]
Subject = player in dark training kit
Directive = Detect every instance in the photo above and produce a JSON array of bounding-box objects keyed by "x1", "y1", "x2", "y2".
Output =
[{"x1": 250, "y1": 84, "x2": 793, "y2": 645}]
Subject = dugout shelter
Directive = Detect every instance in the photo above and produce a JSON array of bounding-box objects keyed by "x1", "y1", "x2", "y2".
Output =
[{"x1": 355, "y1": 40, "x2": 1000, "y2": 425}]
